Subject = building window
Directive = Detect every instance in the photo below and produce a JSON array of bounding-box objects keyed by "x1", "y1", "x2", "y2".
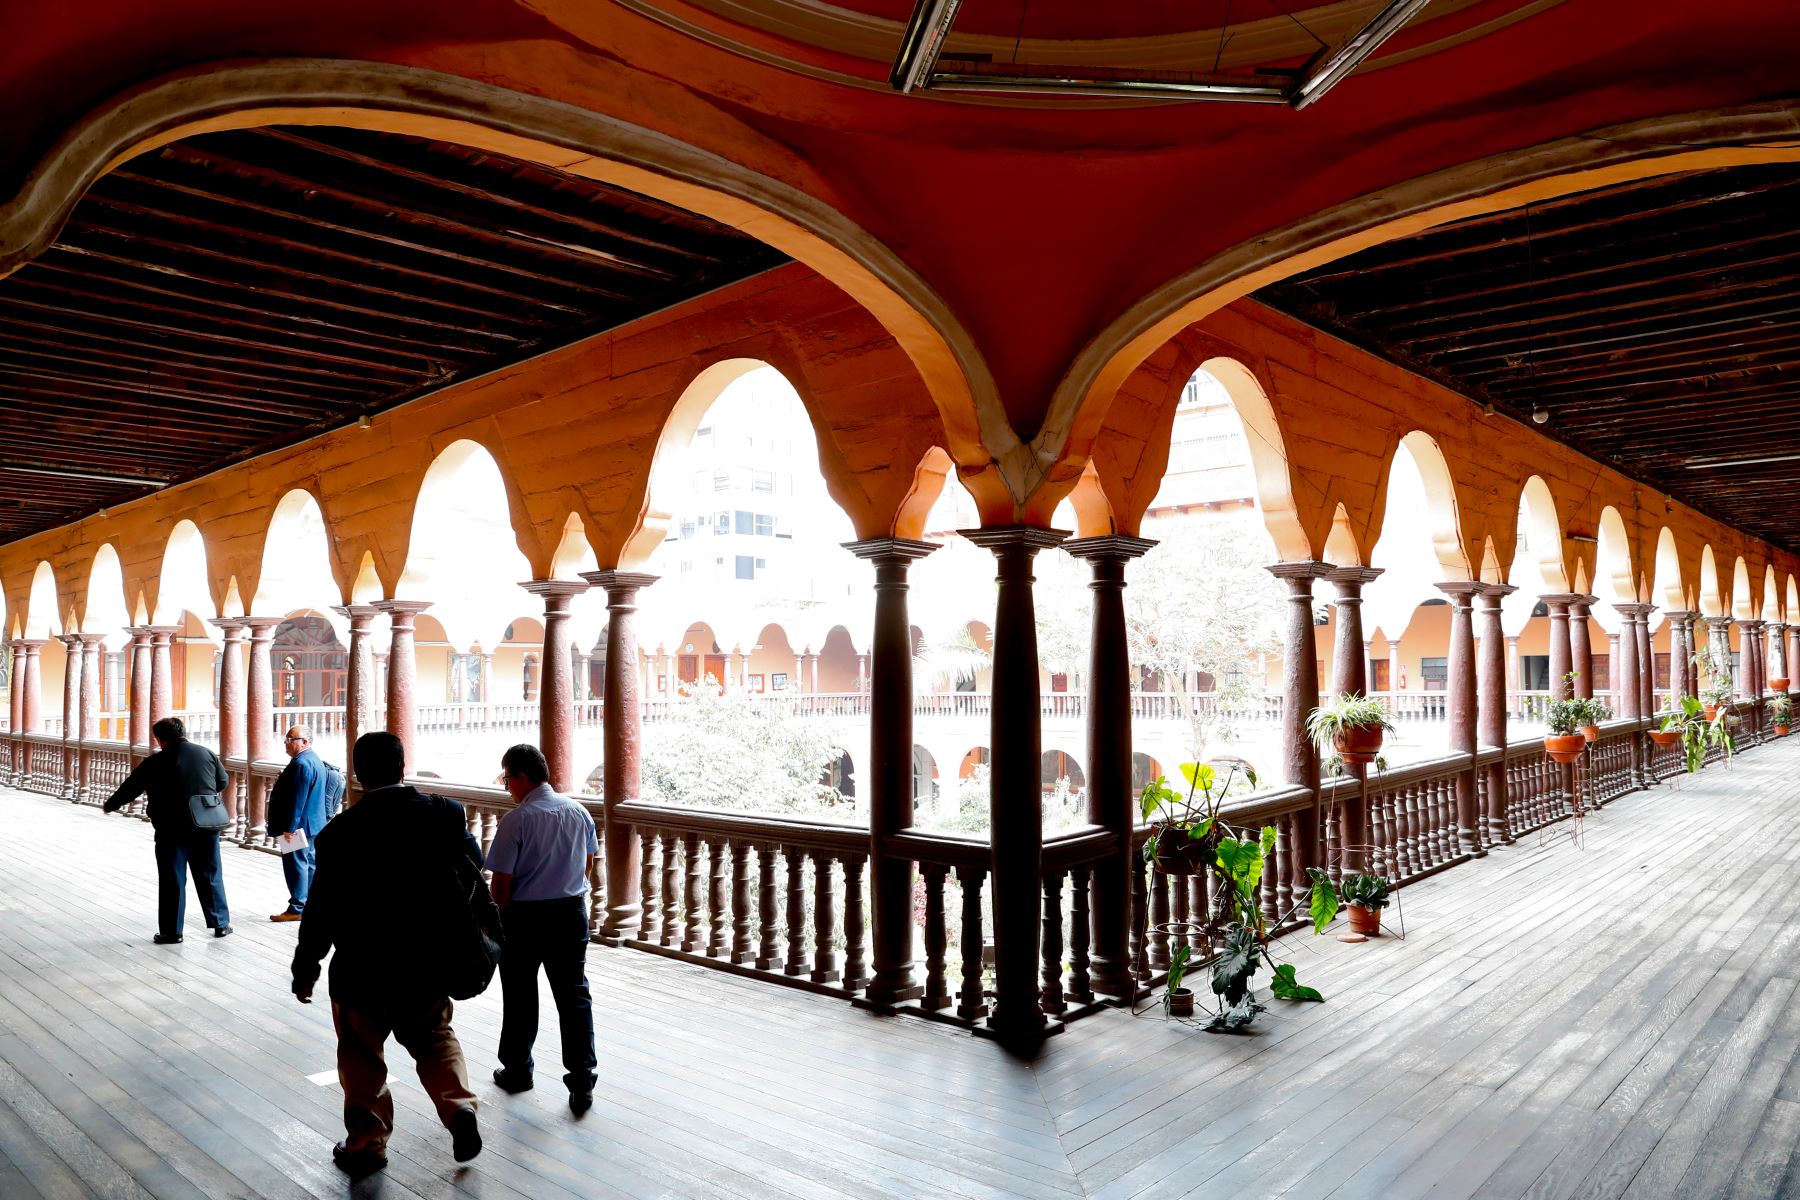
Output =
[
  {"x1": 714, "y1": 512, "x2": 729, "y2": 534},
  {"x1": 713, "y1": 471, "x2": 732, "y2": 491},
  {"x1": 752, "y1": 469, "x2": 776, "y2": 493},
  {"x1": 735, "y1": 510, "x2": 753, "y2": 535},
  {"x1": 736, "y1": 555, "x2": 756, "y2": 580},
  {"x1": 754, "y1": 513, "x2": 775, "y2": 536},
  {"x1": 1420, "y1": 656, "x2": 1448, "y2": 691}
]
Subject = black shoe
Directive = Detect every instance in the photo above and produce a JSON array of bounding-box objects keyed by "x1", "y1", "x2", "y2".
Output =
[
  {"x1": 492, "y1": 1067, "x2": 533, "y2": 1094},
  {"x1": 152, "y1": 933, "x2": 183, "y2": 945},
  {"x1": 449, "y1": 1108, "x2": 481, "y2": 1163},
  {"x1": 569, "y1": 1091, "x2": 593, "y2": 1116},
  {"x1": 213, "y1": 926, "x2": 234, "y2": 939},
  {"x1": 332, "y1": 1142, "x2": 387, "y2": 1179}
]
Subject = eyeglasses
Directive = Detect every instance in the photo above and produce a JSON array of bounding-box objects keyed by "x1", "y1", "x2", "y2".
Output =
[{"x1": 285, "y1": 735, "x2": 307, "y2": 743}]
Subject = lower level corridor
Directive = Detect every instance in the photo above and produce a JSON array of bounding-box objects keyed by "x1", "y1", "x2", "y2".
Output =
[{"x1": 0, "y1": 742, "x2": 1797, "y2": 1199}]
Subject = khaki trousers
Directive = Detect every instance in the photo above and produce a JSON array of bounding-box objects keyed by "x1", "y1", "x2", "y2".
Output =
[{"x1": 331, "y1": 995, "x2": 477, "y2": 1154}]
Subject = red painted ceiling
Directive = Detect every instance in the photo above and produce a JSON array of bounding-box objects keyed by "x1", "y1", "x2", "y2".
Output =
[{"x1": 4, "y1": 0, "x2": 1797, "y2": 438}]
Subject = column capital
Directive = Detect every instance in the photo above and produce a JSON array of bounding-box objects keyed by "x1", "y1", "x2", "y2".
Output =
[
  {"x1": 77, "y1": 632, "x2": 107, "y2": 647},
  {"x1": 1267, "y1": 559, "x2": 1333, "y2": 583},
  {"x1": 1738, "y1": 617, "x2": 1767, "y2": 632},
  {"x1": 331, "y1": 603, "x2": 381, "y2": 628},
  {"x1": 239, "y1": 615, "x2": 285, "y2": 636},
  {"x1": 125, "y1": 625, "x2": 152, "y2": 643},
  {"x1": 1566, "y1": 594, "x2": 1599, "y2": 614},
  {"x1": 1325, "y1": 565, "x2": 1384, "y2": 587},
  {"x1": 1476, "y1": 581, "x2": 1518, "y2": 602},
  {"x1": 146, "y1": 624, "x2": 183, "y2": 640},
  {"x1": 580, "y1": 569, "x2": 660, "y2": 594},
  {"x1": 842, "y1": 536, "x2": 940, "y2": 563},
  {"x1": 55, "y1": 632, "x2": 84, "y2": 648},
  {"x1": 371, "y1": 599, "x2": 432, "y2": 624},
  {"x1": 208, "y1": 616, "x2": 247, "y2": 636},
  {"x1": 1612, "y1": 602, "x2": 1656, "y2": 619},
  {"x1": 1435, "y1": 580, "x2": 1485, "y2": 606},
  {"x1": 520, "y1": 578, "x2": 589, "y2": 603},
  {"x1": 1060, "y1": 534, "x2": 1157, "y2": 563},
  {"x1": 18, "y1": 638, "x2": 47, "y2": 651},
  {"x1": 957, "y1": 525, "x2": 1068, "y2": 553}
]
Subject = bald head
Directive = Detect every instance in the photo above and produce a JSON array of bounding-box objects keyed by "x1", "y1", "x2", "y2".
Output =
[{"x1": 283, "y1": 727, "x2": 311, "y2": 759}]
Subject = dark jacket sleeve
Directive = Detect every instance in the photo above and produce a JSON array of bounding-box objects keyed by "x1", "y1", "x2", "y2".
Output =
[
  {"x1": 102, "y1": 755, "x2": 156, "y2": 812},
  {"x1": 211, "y1": 749, "x2": 230, "y2": 794},
  {"x1": 266, "y1": 759, "x2": 297, "y2": 836},
  {"x1": 292, "y1": 826, "x2": 335, "y2": 990}
]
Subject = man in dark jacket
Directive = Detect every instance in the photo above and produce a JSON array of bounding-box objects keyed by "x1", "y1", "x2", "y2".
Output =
[
  {"x1": 103, "y1": 716, "x2": 235, "y2": 942},
  {"x1": 265, "y1": 724, "x2": 328, "y2": 922},
  {"x1": 291, "y1": 732, "x2": 485, "y2": 1179}
]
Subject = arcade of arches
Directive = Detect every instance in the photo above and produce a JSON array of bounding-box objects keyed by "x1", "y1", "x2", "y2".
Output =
[{"x1": 3, "y1": 1, "x2": 1800, "y2": 1081}]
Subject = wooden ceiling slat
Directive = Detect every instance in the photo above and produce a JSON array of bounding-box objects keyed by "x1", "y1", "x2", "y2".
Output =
[{"x1": 0, "y1": 333, "x2": 381, "y2": 401}]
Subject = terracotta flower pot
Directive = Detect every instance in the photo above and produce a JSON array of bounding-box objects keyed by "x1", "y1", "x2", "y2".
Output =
[
  {"x1": 1771, "y1": 677, "x2": 1790, "y2": 693},
  {"x1": 1152, "y1": 826, "x2": 1216, "y2": 876},
  {"x1": 1702, "y1": 705, "x2": 1720, "y2": 721},
  {"x1": 1333, "y1": 724, "x2": 1386, "y2": 764},
  {"x1": 1580, "y1": 724, "x2": 1602, "y2": 742},
  {"x1": 1347, "y1": 904, "x2": 1382, "y2": 936},
  {"x1": 1778, "y1": 724, "x2": 1791, "y2": 737},
  {"x1": 1166, "y1": 987, "x2": 1195, "y2": 1018},
  {"x1": 1544, "y1": 734, "x2": 1586, "y2": 763},
  {"x1": 1648, "y1": 728, "x2": 1682, "y2": 749}
]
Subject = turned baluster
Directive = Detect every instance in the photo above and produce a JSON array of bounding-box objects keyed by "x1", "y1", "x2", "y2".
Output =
[
  {"x1": 1423, "y1": 781, "x2": 1442, "y2": 865},
  {"x1": 480, "y1": 809, "x2": 498, "y2": 861},
  {"x1": 1282, "y1": 812, "x2": 1302, "y2": 920},
  {"x1": 1040, "y1": 869, "x2": 1066, "y2": 1015},
  {"x1": 681, "y1": 832, "x2": 702, "y2": 953},
  {"x1": 1148, "y1": 869, "x2": 1170, "y2": 970},
  {"x1": 810, "y1": 851, "x2": 839, "y2": 984},
  {"x1": 955, "y1": 865, "x2": 988, "y2": 1020},
  {"x1": 706, "y1": 837, "x2": 728, "y2": 958},
  {"x1": 637, "y1": 830, "x2": 659, "y2": 942},
  {"x1": 1325, "y1": 799, "x2": 1343, "y2": 886},
  {"x1": 1129, "y1": 854, "x2": 1149, "y2": 983},
  {"x1": 659, "y1": 832, "x2": 680, "y2": 948},
  {"x1": 1368, "y1": 793, "x2": 1387, "y2": 879},
  {"x1": 755, "y1": 844, "x2": 781, "y2": 970},
  {"x1": 1170, "y1": 866, "x2": 1190, "y2": 950},
  {"x1": 1188, "y1": 872, "x2": 1211, "y2": 957},
  {"x1": 730, "y1": 840, "x2": 754, "y2": 965},
  {"x1": 1067, "y1": 865, "x2": 1093, "y2": 1005},
  {"x1": 1401, "y1": 784, "x2": 1422, "y2": 876},
  {"x1": 1259, "y1": 836, "x2": 1280, "y2": 924},
  {"x1": 783, "y1": 846, "x2": 807, "y2": 976},
  {"x1": 921, "y1": 863, "x2": 951, "y2": 1010},
  {"x1": 842, "y1": 855, "x2": 868, "y2": 991}
]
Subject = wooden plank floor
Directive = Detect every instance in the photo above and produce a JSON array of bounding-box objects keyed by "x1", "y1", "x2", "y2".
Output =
[{"x1": 2, "y1": 749, "x2": 1799, "y2": 1199}]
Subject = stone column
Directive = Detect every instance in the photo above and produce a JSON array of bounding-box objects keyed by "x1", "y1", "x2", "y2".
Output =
[
  {"x1": 1637, "y1": 607, "x2": 1655, "y2": 722},
  {"x1": 846, "y1": 538, "x2": 938, "y2": 1006},
  {"x1": 210, "y1": 619, "x2": 247, "y2": 830},
  {"x1": 961, "y1": 526, "x2": 1064, "y2": 1046},
  {"x1": 1686, "y1": 615, "x2": 1703, "y2": 699},
  {"x1": 1705, "y1": 617, "x2": 1734, "y2": 704},
  {"x1": 1741, "y1": 618, "x2": 1766, "y2": 740},
  {"x1": 1663, "y1": 611, "x2": 1692, "y2": 702},
  {"x1": 1327, "y1": 566, "x2": 1382, "y2": 873},
  {"x1": 522, "y1": 581, "x2": 588, "y2": 793},
  {"x1": 372, "y1": 601, "x2": 431, "y2": 773},
  {"x1": 331, "y1": 605, "x2": 380, "y2": 794},
  {"x1": 1606, "y1": 632, "x2": 1622, "y2": 708},
  {"x1": 582, "y1": 570, "x2": 658, "y2": 943},
  {"x1": 804, "y1": 652, "x2": 821, "y2": 696},
  {"x1": 1505, "y1": 635, "x2": 1521, "y2": 715},
  {"x1": 59, "y1": 634, "x2": 82, "y2": 798},
  {"x1": 148, "y1": 625, "x2": 180, "y2": 726},
  {"x1": 1438, "y1": 582, "x2": 1483, "y2": 856},
  {"x1": 6, "y1": 639, "x2": 22, "y2": 781},
  {"x1": 573, "y1": 651, "x2": 590, "y2": 705},
  {"x1": 1788, "y1": 625, "x2": 1800, "y2": 693},
  {"x1": 1613, "y1": 605, "x2": 1647, "y2": 723},
  {"x1": 126, "y1": 627, "x2": 151, "y2": 759},
  {"x1": 1568, "y1": 596, "x2": 1595, "y2": 700},
  {"x1": 22, "y1": 639, "x2": 44, "y2": 734},
  {"x1": 1476, "y1": 586, "x2": 1515, "y2": 844},
  {"x1": 1768, "y1": 623, "x2": 1788, "y2": 688},
  {"x1": 1270, "y1": 563, "x2": 1332, "y2": 869},
  {"x1": 1541, "y1": 595, "x2": 1577, "y2": 699},
  {"x1": 77, "y1": 635, "x2": 103, "y2": 801},
  {"x1": 1065, "y1": 535, "x2": 1154, "y2": 1000},
  {"x1": 241, "y1": 617, "x2": 280, "y2": 839}
]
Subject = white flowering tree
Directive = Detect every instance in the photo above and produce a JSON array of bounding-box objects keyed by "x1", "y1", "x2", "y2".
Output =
[{"x1": 640, "y1": 684, "x2": 849, "y2": 817}]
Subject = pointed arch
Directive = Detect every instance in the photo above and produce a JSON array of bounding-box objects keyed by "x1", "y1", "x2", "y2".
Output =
[
  {"x1": 401, "y1": 439, "x2": 535, "y2": 652},
  {"x1": 1592, "y1": 506, "x2": 1634, "y2": 607},
  {"x1": 1514, "y1": 477, "x2": 1566, "y2": 592},
  {"x1": 1197, "y1": 357, "x2": 1309, "y2": 562},
  {"x1": 254, "y1": 489, "x2": 340, "y2": 617},
  {"x1": 1698, "y1": 546, "x2": 1724, "y2": 618},
  {"x1": 155, "y1": 521, "x2": 214, "y2": 628},
  {"x1": 1323, "y1": 503, "x2": 1362, "y2": 567},
  {"x1": 1761, "y1": 564, "x2": 1779, "y2": 622},
  {"x1": 82, "y1": 545, "x2": 130, "y2": 641},
  {"x1": 1732, "y1": 557, "x2": 1753, "y2": 620},
  {"x1": 1652, "y1": 528, "x2": 1686, "y2": 612},
  {"x1": 24, "y1": 562, "x2": 62, "y2": 640}
]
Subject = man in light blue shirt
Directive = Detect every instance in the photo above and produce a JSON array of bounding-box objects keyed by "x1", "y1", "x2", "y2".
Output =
[{"x1": 486, "y1": 744, "x2": 600, "y2": 1114}]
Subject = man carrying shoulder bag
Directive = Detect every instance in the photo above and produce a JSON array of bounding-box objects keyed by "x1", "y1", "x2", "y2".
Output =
[
  {"x1": 102, "y1": 716, "x2": 234, "y2": 943},
  {"x1": 291, "y1": 731, "x2": 500, "y2": 1179}
]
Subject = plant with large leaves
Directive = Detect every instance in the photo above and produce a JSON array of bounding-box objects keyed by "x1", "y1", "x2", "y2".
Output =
[{"x1": 1201, "y1": 822, "x2": 1325, "y2": 1031}]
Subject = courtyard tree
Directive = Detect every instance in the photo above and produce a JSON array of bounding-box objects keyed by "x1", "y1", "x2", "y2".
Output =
[{"x1": 640, "y1": 683, "x2": 849, "y2": 817}]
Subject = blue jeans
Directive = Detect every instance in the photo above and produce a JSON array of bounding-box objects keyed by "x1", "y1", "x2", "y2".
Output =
[
  {"x1": 281, "y1": 841, "x2": 316, "y2": 913},
  {"x1": 154, "y1": 828, "x2": 230, "y2": 935}
]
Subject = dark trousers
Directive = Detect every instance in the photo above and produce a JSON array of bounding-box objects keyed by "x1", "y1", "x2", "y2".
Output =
[
  {"x1": 497, "y1": 895, "x2": 596, "y2": 1093},
  {"x1": 153, "y1": 827, "x2": 230, "y2": 936},
  {"x1": 281, "y1": 841, "x2": 316, "y2": 912}
]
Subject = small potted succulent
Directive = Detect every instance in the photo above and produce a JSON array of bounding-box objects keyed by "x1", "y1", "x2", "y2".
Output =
[
  {"x1": 1164, "y1": 944, "x2": 1194, "y2": 1017},
  {"x1": 1544, "y1": 698, "x2": 1587, "y2": 763},
  {"x1": 1337, "y1": 873, "x2": 1392, "y2": 935},
  {"x1": 1573, "y1": 695, "x2": 1612, "y2": 742},
  {"x1": 1771, "y1": 695, "x2": 1793, "y2": 736},
  {"x1": 1139, "y1": 760, "x2": 1254, "y2": 875},
  {"x1": 1305, "y1": 693, "x2": 1396, "y2": 765}
]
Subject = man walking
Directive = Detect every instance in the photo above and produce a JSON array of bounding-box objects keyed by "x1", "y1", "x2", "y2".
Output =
[
  {"x1": 488, "y1": 743, "x2": 600, "y2": 1114},
  {"x1": 102, "y1": 716, "x2": 234, "y2": 942},
  {"x1": 291, "y1": 732, "x2": 485, "y2": 1178},
  {"x1": 266, "y1": 725, "x2": 328, "y2": 922}
]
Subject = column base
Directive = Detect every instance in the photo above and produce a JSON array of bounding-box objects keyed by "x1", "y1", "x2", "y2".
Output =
[
  {"x1": 862, "y1": 977, "x2": 925, "y2": 1006},
  {"x1": 600, "y1": 904, "x2": 642, "y2": 944},
  {"x1": 975, "y1": 1011, "x2": 1062, "y2": 1048}
]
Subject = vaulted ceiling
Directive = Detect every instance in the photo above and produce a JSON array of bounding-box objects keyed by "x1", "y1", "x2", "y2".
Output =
[
  {"x1": 0, "y1": 126, "x2": 787, "y2": 542},
  {"x1": 1257, "y1": 164, "x2": 1800, "y2": 552}
]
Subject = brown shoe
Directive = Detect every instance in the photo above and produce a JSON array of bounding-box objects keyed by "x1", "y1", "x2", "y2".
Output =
[{"x1": 269, "y1": 910, "x2": 303, "y2": 923}]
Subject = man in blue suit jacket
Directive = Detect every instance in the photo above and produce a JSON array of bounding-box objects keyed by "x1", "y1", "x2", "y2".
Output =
[{"x1": 267, "y1": 725, "x2": 329, "y2": 922}]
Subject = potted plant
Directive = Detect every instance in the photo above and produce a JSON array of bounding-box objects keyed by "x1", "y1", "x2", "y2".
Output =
[
  {"x1": 1139, "y1": 761, "x2": 1253, "y2": 875},
  {"x1": 1164, "y1": 944, "x2": 1194, "y2": 1017},
  {"x1": 1573, "y1": 695, "x2": 1612, "y2": 741},
  {"x1": 1544, "y1": 698, "x2": 1587, "y2": 763},
  {"x1": 1648, "y1": 714, "x2": 1683, "y2": 750},
  {"x1": 1306, "y1": 693, "x2": 1396, "y2": 764},
  {"x1": 1771, "y1": 695, "x2": 1793, "y2": 736},
  {"x1": 1772, "y1": 673, "x2": 1791, "y2": 694},
  {"x1": 1337, "y1": 872, "x2": 1391, "y2": 935},
  {"x1": 1662, "y1": 696, "x2": 1736, "y2": 773}
]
